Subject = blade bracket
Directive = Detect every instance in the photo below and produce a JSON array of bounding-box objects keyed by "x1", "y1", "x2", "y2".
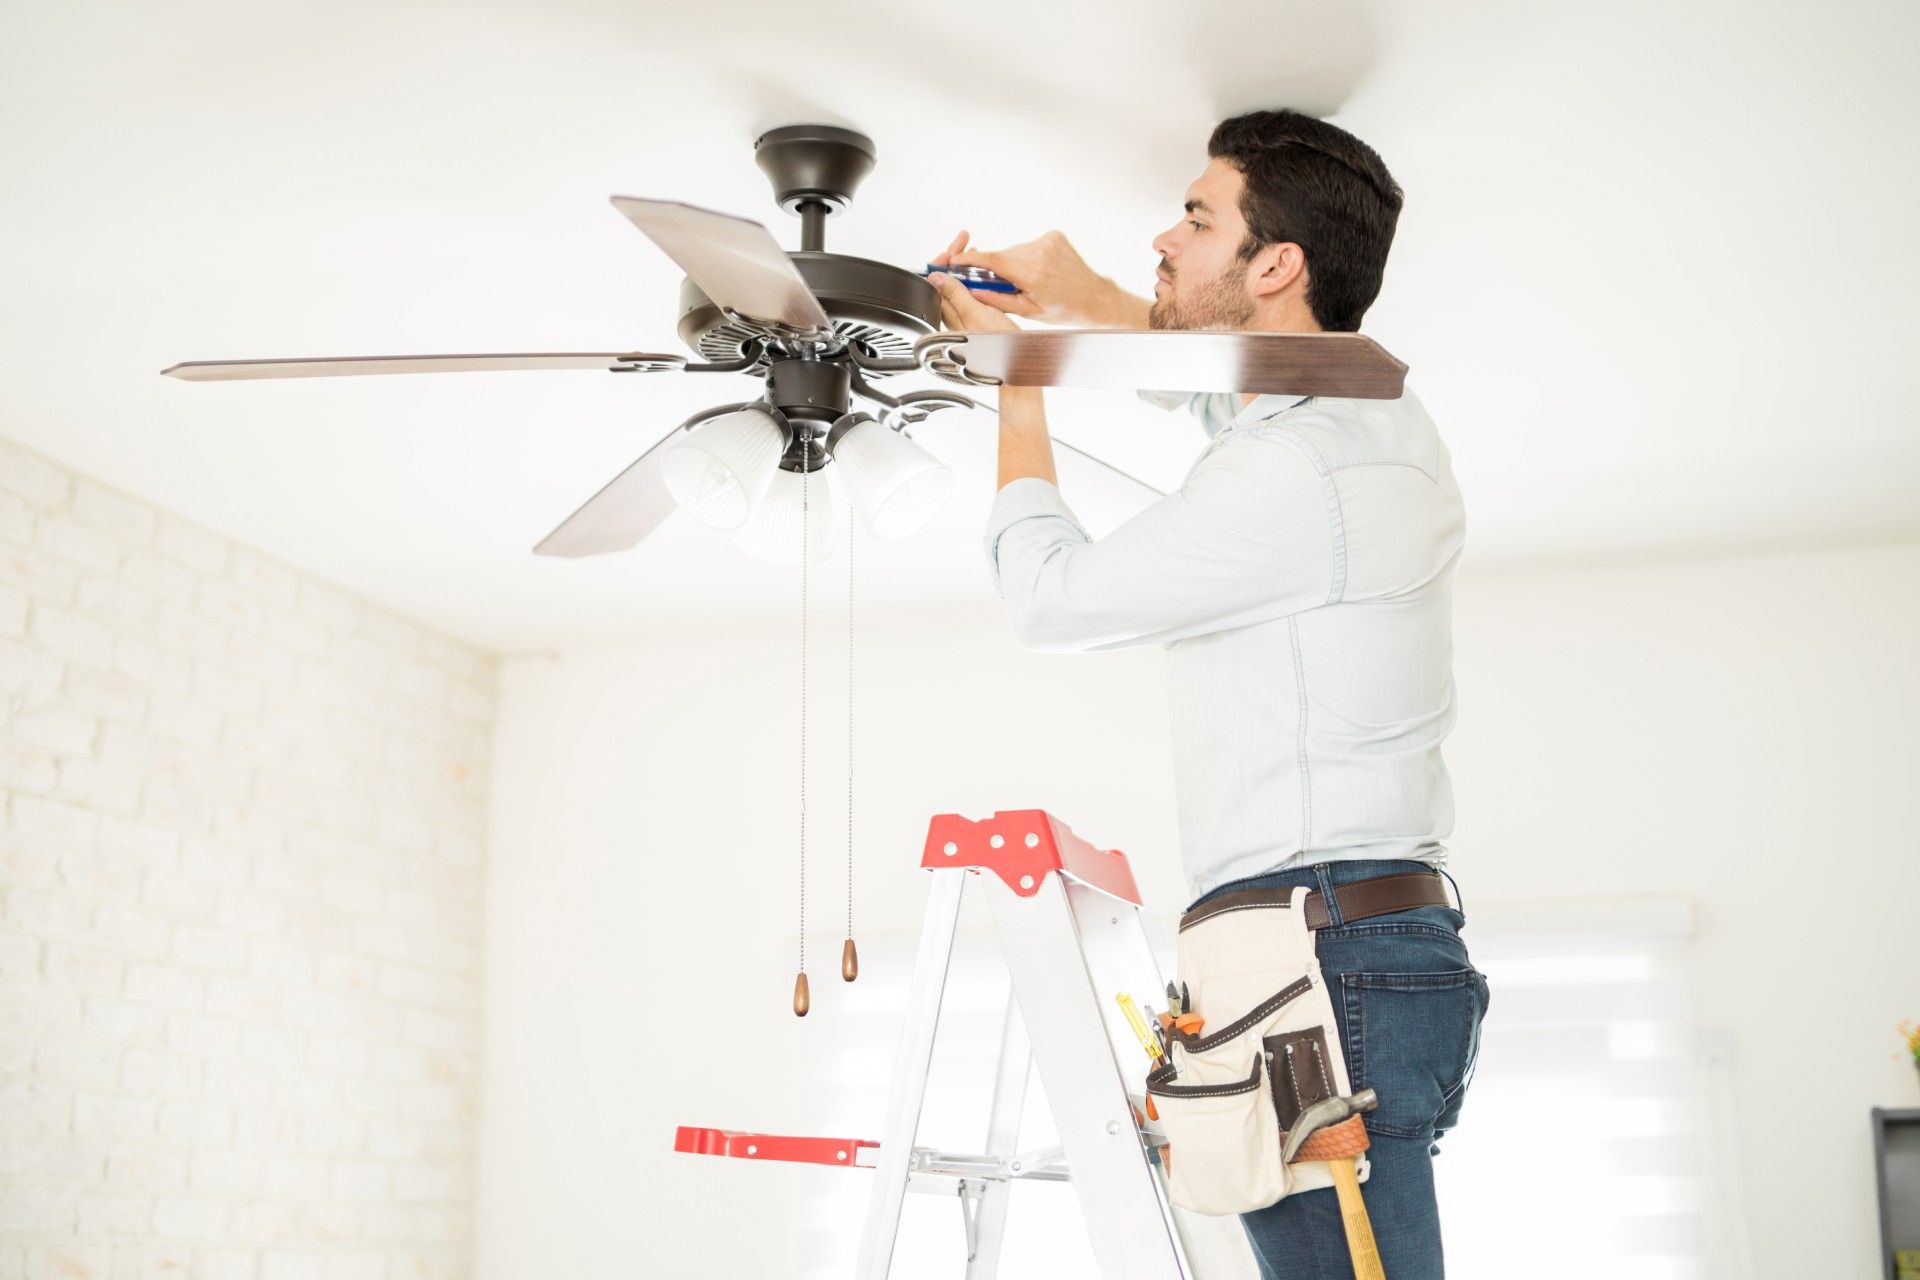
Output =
[
  {"x1": 845, "y1": 345, "x2": 922, "y2": 376},
  {"x1": 850, "y1": 372, "x2": 984, "y2": 431},
  {"x1": 672, "y1": 340, "x2": 771, "y2": 376},
  {"x1": 916, "y1": 335, "x2": 1002, "y2": 388},
  {"x1": 610, "y1": 354, "x2": 691, "y2": 374}
]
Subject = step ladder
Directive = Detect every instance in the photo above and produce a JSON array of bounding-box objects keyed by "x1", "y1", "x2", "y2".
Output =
[{"x1": 674, "y1": 808, "x2": 1260, "y2": 1278}]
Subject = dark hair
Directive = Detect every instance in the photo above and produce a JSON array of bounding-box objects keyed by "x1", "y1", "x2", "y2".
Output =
[{"x1": 1207, "y1": 109, "x2": 1403, "y2": 332}]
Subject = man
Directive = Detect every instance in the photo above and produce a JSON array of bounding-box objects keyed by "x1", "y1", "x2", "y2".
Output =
[{"x1": 927, "y1": 109, "x2": 1490, "y2": 1279}]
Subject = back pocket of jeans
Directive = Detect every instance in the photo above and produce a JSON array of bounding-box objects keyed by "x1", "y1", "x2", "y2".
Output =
[{"x1": 1338, "y1": 967, "x2": 1486, "y2": 1140}]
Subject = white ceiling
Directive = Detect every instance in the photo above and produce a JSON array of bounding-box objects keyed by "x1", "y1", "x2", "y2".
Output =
[{"x1": 2, "y1": 0, "x2": 1916, "y2": 652}]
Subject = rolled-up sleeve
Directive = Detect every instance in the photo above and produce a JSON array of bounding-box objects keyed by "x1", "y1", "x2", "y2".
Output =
[{"x1": 981, "y1": 434, "x2": 1340, "y2": 653}]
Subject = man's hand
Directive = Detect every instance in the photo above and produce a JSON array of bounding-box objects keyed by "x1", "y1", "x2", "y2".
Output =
[
  {"x1": 931, "y1": 230, "x2": 1150, "y2": 329},
  {"x1": 927, "y1": 268, "x2": 1020, "y2": 334}
]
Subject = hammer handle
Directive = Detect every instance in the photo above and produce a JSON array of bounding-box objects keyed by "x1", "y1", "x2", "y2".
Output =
[{"x1": 1331, "y1": 1157, "x2": 1386, "y2": 1280}]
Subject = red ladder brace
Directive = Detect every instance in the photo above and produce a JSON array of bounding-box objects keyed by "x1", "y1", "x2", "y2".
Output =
[{"x1": 672, "y1": 808, "x2": 1141, "y2": 1169}]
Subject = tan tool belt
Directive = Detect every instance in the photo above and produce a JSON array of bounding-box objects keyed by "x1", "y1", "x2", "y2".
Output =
[{"x1": 1145, "y1": 872, "x2": 1449, "y2": 1216}]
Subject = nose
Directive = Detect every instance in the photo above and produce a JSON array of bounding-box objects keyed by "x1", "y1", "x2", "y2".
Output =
[{"x1": 1151, "y1": 224, "x2": 1177, "y2": 263}]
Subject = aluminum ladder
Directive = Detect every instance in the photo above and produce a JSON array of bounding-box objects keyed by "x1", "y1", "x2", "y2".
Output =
[{"x1": 675, "y1": 808, "x2": 1258, "y2": 1277}]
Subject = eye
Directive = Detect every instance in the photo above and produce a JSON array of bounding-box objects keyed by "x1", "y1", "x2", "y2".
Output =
[{"x1": 1188, "y1": 220, "x2": 1205, "y2": 232}]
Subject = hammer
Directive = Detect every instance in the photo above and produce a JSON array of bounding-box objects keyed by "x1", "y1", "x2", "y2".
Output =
[{"x1": 1283, "y1": 1089, "x2": 1385, "y2": 1280}]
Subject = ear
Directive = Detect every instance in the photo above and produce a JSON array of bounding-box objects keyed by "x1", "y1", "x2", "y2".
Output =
[{"x1": 1247, "y1": 242, "x2": 1308, "y2": 300}]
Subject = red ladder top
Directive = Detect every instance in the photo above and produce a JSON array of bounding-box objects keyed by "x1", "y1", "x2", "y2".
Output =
[{"x1": 920, "y1": 809, "x2": 1141, "y2": 905}]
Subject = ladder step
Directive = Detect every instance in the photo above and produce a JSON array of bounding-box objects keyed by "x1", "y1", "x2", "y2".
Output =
[
  {"x1": 674, "y1": 1125, "x2": 879, "y2": 1169},
  {"x1": 909, "y1": 1145, "x2": 1072, "y2": 1183}
]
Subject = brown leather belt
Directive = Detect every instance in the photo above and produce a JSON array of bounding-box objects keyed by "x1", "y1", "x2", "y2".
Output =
[{"x1": 1179, "y1": 870, "x2": 1453, "y2": 933}]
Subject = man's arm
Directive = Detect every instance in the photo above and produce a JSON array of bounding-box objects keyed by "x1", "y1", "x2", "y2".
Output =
[
  {"x1": 995, "y1": 387, "x2": 1055, "y2": 490},
  {"x1": 983, "y1": 435, "x2": 1338, "y2": 653},
  {"x1": 927, "y1": 271, "x2": 1067, "y2": 491}
]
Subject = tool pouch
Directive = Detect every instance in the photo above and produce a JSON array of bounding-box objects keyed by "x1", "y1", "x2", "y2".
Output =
[{"x1": 1145, "y1": 885, "x2": 1357, "y2": 1215}]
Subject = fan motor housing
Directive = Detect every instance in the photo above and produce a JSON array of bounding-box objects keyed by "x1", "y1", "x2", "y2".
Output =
[{"x1": 675, "y1": 252, "x2": 941, "y2": 375}]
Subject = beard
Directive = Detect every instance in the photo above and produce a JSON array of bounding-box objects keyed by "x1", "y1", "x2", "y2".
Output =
[{"x1": 1147, "y1": 260, "x2": 1257, "y2": 331}]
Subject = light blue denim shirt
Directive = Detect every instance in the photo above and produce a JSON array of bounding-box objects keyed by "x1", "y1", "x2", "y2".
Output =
[{"x1": 982, "y1": 387, "x2": 1465, "y2": 900}]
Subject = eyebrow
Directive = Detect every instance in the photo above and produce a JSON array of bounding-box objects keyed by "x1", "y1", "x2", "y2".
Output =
[{"x1": 1184, "y1": 199, "x2": 1213, "y2": 215}]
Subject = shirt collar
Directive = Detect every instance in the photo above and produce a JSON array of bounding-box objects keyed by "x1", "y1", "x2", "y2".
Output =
[
  {"x1": 1192, "y1": 391, "x2": 1314, "y2": 443},
  {"x1": 1205, "y1": 391, "x2": 1313, "y2": 441},
  {"x1": 1226, "y1": 392, "x2": 1311, "y2": 431}
]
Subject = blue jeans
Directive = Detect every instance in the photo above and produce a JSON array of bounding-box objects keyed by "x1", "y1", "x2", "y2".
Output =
[{"x1": 1187, "y1": 859, "x2": 1491, "y2": 1280}]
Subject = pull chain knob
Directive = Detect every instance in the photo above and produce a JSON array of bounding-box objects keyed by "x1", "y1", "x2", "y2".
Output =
[
  {"x1": 841, "y1": 937, "x2": 859, "y2": 982},
  {"x1": 793, "y1": 971, "x2": 811, "y2": 1017}
]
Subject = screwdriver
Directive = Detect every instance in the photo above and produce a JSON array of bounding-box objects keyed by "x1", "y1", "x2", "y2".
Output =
[
  {"x1": 1115, "y1": 992, "x2": 1164, "y2": 1063},
  {"x1": 920, "y1": 263, "x2": 1021, "y2": 294},
  {"x1": 1117, "y1": 992, "x2": 1166, "y2": 1123}
]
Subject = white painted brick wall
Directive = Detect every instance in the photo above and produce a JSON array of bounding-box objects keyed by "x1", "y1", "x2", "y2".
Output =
[{"x1": 1, "y1": 438, "x2": 493, "y2": 1280}]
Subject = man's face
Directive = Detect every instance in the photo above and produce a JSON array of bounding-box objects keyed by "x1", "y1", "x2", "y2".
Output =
[{"x1": 1149, "y1": 157, "x2": 1258, "y2": 331}]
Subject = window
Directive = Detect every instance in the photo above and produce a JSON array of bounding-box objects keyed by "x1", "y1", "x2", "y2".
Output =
[{"x1": 1436, "y1": 897, "x2": 1735, "y2": 1280}]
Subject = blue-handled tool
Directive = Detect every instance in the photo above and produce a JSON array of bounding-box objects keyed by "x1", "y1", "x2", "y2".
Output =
[{"x1": 921, "y1": 263, "x2": 1020, "y2": 294}]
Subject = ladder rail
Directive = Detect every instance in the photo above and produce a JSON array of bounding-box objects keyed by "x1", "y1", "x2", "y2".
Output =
[
  {"x1": 855, "y1": 868, "x2": 966, "y2": 1279},
  {"x1": 982, "y1": 869, "x2": 1202, "y2": 1279},
  {"x1": 965, "y1": 991, "x2": 1031, "y2": 1275}
]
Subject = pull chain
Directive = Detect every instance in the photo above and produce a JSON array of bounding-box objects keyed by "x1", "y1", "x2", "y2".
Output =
[
  {"x1": 842, "y1": 503, "x2": 859, "y2": 984},
  {"x1": 793, "y1": 442, "x2": 812, "y2": 1018}
]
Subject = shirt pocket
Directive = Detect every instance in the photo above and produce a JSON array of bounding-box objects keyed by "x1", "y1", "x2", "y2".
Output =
[{"x1": 1337, "y1": 967, "x2": 1489, "y2": 1140}]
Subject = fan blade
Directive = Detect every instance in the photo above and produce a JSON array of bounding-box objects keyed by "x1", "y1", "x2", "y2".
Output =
[
  {"x1": 534, "y1": 433, "x2": 682, "y2": 559},
  {"x1": 917, "y1": 330, "x2": 1407, "y2": 400},
  {"x1": 609, "y1": 197, "x2": 831, "y2": 334},
  {"x1": 162, "y1": 352, "x2": 684, "y2": 381},
  {"x1": 922, "y1": 388, "x2": 1168, "y2": 499},
  {"x1": 533, "y1": 402, "x2": 758, "y2": 559},
  {"x1": 1051, "y1": 438, "x2": 1166, "y2": 499}
]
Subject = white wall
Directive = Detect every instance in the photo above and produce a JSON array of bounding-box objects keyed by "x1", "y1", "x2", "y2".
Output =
[
  {"x1": 1447, "y1": 542, "x2": 1920, "y2": 1276},
  {"x1": 1, "y1": 439, "x2": 497, "y2": 1280},
  {"x1": 476, "y1": 540, "x2": 1920, "y2": 1279}
]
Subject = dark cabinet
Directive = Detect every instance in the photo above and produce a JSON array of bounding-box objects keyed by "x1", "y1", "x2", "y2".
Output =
[{"x1": 1875, "y1": 1108, "x2": 1920, "y2": 1280}]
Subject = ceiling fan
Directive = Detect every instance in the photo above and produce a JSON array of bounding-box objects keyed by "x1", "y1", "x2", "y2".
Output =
[{"x1": 161, "y1": 123, "x2": 1409, "y2": 565}]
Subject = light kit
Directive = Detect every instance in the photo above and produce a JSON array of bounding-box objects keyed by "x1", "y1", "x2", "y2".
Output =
[
  {"x1": 661, "y1": 406, "x2": 954, "y2": 563},
  {"x1": 660, "y1": 406, "x2": 785, "y2": 531}
]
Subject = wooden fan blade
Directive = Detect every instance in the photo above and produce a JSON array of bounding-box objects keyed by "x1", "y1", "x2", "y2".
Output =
[
  {"x1": 917, "y1": 330, "x2": 1408, "y2": 400},
  {"x1": 533, "y1": 402, "x2": 758, "y2": 559},
  {"x1": 609, "y1": 197, "x2": 831, "y2": 334},
  {"x1": 161, "y1": 352, "x2": 685, "y2": 381}
]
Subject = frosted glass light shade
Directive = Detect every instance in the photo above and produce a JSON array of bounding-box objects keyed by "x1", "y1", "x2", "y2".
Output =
[
  {"x1": 661, "y1": 407, "x2": 784, "y2": 530},
  {"x1": 834, "y1": 417, "x2": 955, "y2": 541},
  {"x1": 733, "y1": 466, "x2": 838, "y2": 565}
]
